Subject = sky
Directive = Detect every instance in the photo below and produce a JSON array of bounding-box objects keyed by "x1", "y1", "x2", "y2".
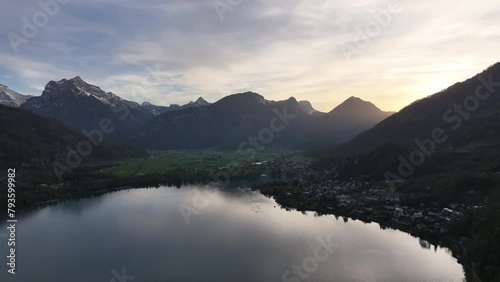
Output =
[{"x1": 0, "y1": 0, "x2": 499, "y2": 112}]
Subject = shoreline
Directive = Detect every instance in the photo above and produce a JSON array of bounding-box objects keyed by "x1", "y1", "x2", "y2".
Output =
[
  {"x1": 252, "y1": 180, "x2": 480, "y2": 282},
  {"x1": 3, "y1": 173, "x2": 479, "y2": 281}
]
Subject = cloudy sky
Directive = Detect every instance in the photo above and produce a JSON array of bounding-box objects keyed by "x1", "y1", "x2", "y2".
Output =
[{"x1": 0, "y1": 0, "x2": 499, "y2": 111}]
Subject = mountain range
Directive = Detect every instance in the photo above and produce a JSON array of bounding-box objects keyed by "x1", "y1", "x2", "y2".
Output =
[
  {"x1": 7, "y1": 59, "x2": 497, "y2": 155},
  {"x1": 19, "y1": 77, "x2": 213, "y2": 141},
  {"x1": 141, "y1": 97, "x2": 210, "y2": 116},
  {"x1": 0, "y1": 77, "x2": 393, "y2": 150},
  {"x1": 123, "y1": 91, "x2": 392, "y2": 149}
]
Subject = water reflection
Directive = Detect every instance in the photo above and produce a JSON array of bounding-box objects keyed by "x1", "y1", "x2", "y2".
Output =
[{"x1": 0, "y1": 185, "x2": 464, "y2": 282}]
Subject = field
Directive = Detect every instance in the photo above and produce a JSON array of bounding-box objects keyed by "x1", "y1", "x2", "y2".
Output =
[{"x1": 111, "y1": 150, "x2": 311, "y2": 177}]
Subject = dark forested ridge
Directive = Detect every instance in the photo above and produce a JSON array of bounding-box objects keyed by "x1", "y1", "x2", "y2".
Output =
[
  {"x1": 316, "y1": 62, "x2": 500, "y2": 180},
  {"x1": 0, "y1": 104, "x2": 148, "y2": 172}
]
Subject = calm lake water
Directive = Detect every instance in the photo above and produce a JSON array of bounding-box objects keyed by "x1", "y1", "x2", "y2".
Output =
[{"x1": 1, "y1": 185, "x2": 465, "y2": 282}]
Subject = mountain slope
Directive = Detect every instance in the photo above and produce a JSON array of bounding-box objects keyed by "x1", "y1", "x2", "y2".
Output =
[
  {"x1": 129, "y1": 93, "x2": 391, "y2": 150},
  {"x1": 308, "y1": 96, "x2": 394, "y2": 144},
  {"x1": 21, "y1": 77, "x2": 154, "y2": 140},
  {"x1": 130, "y1": 92, "x2": 313, "y2": 149},
  {"x1": 333, "y1": 63, "x2": 500, "y2": 156},
  {"x1": 0, "y1": 84, "x2": 32, "y2": 107},
  {"x1": 318, "y1": 62, "x2": 500, "y2": 180},
  {"x1": 0, "y1": 104, "x2": 148, "y2": 173},
  {"x1": 328, "y1": 96, "x2": 394, "y2": 124}
]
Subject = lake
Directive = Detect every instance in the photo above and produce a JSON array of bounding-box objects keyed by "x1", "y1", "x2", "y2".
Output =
[{"x1": 1, "y1": 185, "x2": 465, "y2": 282}]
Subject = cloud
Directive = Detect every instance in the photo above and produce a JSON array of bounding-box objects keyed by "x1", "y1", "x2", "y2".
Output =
[{"x1": 0, "y1": 0, "x2": 499, "y2": 111}]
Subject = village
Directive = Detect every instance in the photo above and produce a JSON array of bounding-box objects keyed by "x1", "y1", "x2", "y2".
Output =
[{"x1": 257, "y1": 161, "x2": 481, "y2": 244}]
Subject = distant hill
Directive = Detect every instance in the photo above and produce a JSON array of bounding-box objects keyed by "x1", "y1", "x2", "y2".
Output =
[
  {"x1": 141, "y1": 97, "x2": 210, "y2": 116},
  {"x1": 314, "y1": 96, "x2": 394, "y2": 141},
  {"x1": 0, "y1": 84, "x2": 32, "y2": 107},
  {"x1": 328, "y1": 96, "x2": 394, "y2": 125},
  {"x1": 0, "y1": 104, "x2": 148, "y2": 174}
]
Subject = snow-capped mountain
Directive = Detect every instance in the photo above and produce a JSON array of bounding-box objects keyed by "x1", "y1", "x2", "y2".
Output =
[
  {"x1": 190, "y1": 97, "x2": 210, "y2": 107},
  {"x1": 141, "y1": 97, "x2": 210, "y2": 116},
  {"x1": 31, "y1": 76, "x2": 142, "y2": 108},
  {"x1": 21, "y1": 76, "x2": 154, "y2": 140},
  {"x1": 0, "y1": 84, "x2": 32, "y2": 107}
]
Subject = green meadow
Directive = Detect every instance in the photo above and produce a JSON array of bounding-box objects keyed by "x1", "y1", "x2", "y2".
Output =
[{"x1": 112, "y1": 150, "x2": 311, "y2": 177}]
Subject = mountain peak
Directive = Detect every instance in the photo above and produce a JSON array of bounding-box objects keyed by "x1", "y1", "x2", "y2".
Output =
[
  {"x1": 41, "y1": 76, "x2": 122, "y2": 107},
  {"x1": 194, "y1": 97, "x2": 209, "y2": 106},
  {"x1": 70, "y1": 76, "x2": 84, "y2": 82},
  {"x1": 331, "y1": 96, "x2": 378, "y2": 113},
  {"x1": 141, "y1": 97, "x2": 212, "y2": 116},
  {"x1": 333, "y1": 61, "x2": 500, "y2": 156},
  {"x1": 0, "y1": 84, "x2": 32, "y2": 107},
  {"x1": 346, "y1": 96, "x2": 363, "y2": 102},
  {"x1": 239, "y1": 91, "x2": 262, "y2": 97},
  {"x1": 47, "y1": 76, "x2": 92, "y2": 89},
  {"x1": 298, "y1": 100, "x2": 319, "y2": 115},
  {"x1": 217, "y1": 91, "x2": 267, "y2": 107},
  {"x1": 230, "y1": 91, "x2": 264, "y2": 100},
  {"x1": 328, "y1": 96, "x2": 391, "y2": 123},
  {"x1": 62, "y1": 76, "x2": 87, "y2": 87},
  {"x1": 487, "y1": 62, "x2": 500, "y2": 70}
]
